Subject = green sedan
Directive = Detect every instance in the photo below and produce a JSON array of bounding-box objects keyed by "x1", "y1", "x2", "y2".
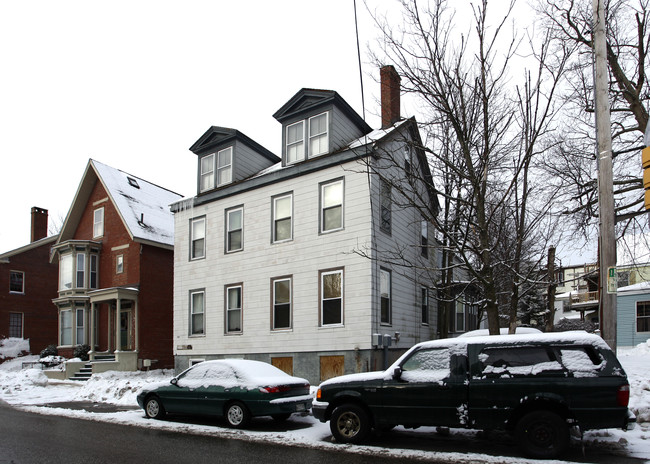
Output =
[{"x1": 136, "y1": 359, "x2": 312, "y2": 428}]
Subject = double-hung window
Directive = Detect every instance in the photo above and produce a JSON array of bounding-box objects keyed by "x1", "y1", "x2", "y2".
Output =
[
  {"x1": 59, "y1": 254, "x2": 73, "y2": 291},
  {"x1": 273, "y1": 194, "x2": 293, "y2": 242},
  {"x1": 9, "y1": 271, "x2": 24, "y2": 293},
  {"x1": 116, "y1": 255, "x2": 124, "y2": 274},
  {"x1": 455, "y1": 300, "x2": 465, "y2": 332},
  {"x1": 321, "y1": 269, "x2": 343, "y2": 326},
  {"x1": 60, "y1": 309, "x2": 72, "y2": 346},
  {"x1": 76, "y1": 308, "x2": 85, "y2": 345},
  {"x1": 286, "y1": 121, "x2": 305, "y2": 164},
  {"x1": 380, "y1": 269, "x2": 391, "y2": 324},
  {"x1": 380, "y1": 179, "x2": 392, "y2": 235},
  {"x1": 308, "y1": 112, "x2": 328, "y2": 157},
  {"x1": 272, "y1": 277, "x2": 292, "y2": 330},
  {"x1": 637, "y1": 301, "x2": 650, "y2": 332},
  {"x1": 90, "y1": 255, "x2": 98, "y2": 289},
  {"x1": 226, "y1": 285, "x2": 242, "y2": 333},
  {"x1": 9, "y1": 312, "x2": 23, "y2": 338},
  {"x1": 76, "y1": 254, "x2": 86, "y2": 288},
  {"x1": 421, "y1": 219, "x2": 428, "y2": 257},
  {"x1": 321, "y1": 180, "x2": 343, "y2": 233},
  {"x1": 200, "y1": 154, "x2": 215, "y2": 192},
  {"x1": 190, "y1": 217, "x2": 206, "y2": 260},
  {"x1": 421, "y1": 286, "x2": 429, "y2": 325},
  {"x1": 217, "y1": 147, "x2": 233, "y2": 186},
  {"x1": 93, "y1": 208, "x2": 104, "y2": 238},
  {"x1": 190, "y1": 290, "x2": 205, "y2": 335},
  {"x1": 226, "y1": 207, "x2": 243, "y2": 253}
]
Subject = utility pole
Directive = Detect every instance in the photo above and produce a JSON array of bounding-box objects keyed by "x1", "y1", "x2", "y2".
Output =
[{"x1": 592, "y1": 0, "x2": 617, "y2": 350}]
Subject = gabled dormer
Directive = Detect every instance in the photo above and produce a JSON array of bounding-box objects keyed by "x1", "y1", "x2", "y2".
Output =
[
  {"x1": 190, "y1": 127, "x2": 280, "y2": 195},
  {"x1": 273, "y1": 89, "x2": 372, "y2": 167}
]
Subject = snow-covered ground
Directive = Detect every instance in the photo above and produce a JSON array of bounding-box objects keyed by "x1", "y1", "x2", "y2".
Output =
[{"x1": 1, "y1": 338, "x2": 649, "y2": 464}]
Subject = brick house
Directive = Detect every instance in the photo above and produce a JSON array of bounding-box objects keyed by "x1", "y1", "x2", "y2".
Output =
[
  {"x1": 171, "y1": 66, "x2": 440, "y2": 384},
  {"x1": 50, "y1": 160, "x2": 182, "y2": 374},
  {"x1": 0, "y1": 208, "x2": 58, "y2": 355}
]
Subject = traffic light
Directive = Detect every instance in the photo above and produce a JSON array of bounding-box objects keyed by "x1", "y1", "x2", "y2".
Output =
[{"x1": 643, "y1": 146, "x2": 650, "y2": 209}]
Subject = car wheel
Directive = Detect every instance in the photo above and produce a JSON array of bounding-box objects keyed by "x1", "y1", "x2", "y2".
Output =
[
  {"x1": 515, "y1": 410, "x2": 569, "y2": 459},
  {"x1": 330, "y1": 403, "x2": 371, "y2": 444},
  {"x1": 271, "y1": 413, "x2": 291, "y2": 422},
  {"x1": 144, "y1": 396, "x2": 165, "y2": 420},
  {"x1": 225, "y1": 402, "x2": 251, "y2": 428}
]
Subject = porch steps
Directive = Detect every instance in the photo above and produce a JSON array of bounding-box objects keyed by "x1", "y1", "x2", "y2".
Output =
[{"x1": 69, "y1": 355, "x2": 116, "y2": 381}]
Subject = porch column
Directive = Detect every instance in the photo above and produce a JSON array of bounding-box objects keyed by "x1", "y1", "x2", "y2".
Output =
[
  {"x1": 89, "y1": 303, "x2": 96, "y2": 357},
  {"x1": 115, "y1": 299, "x2": 122, "y2": 351},
  {"x1": 134, "y1": 298, "x2": 139, "y2": 352}
]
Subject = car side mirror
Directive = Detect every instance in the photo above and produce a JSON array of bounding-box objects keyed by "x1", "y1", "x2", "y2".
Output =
[
  {"x1": 170, "y1": 378, "x2": 178, "y2": 387},
  {"x1": 392, "y1": 367, "x2": 403, "y2": 380}
]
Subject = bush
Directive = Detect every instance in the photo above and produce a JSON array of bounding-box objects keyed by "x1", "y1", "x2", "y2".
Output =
[
  {"x1": 554, "y1": 318, "x2": 596, "y2": 333},
  {"x1": 39, "y1": 344, "x2": 58, "y2": 358},
  {"x1": 73, "y1": 344, "x2": 91, "y2": 361}
]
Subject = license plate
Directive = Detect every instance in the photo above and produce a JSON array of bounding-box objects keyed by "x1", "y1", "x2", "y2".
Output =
[{"x1": 296, "y1": 403, "x2": 306, "y2": 411}]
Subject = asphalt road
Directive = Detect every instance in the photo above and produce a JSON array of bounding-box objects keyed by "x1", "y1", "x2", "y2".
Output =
[{"x1": 0, "y1": 401, "x2": 645, "y2": 464}]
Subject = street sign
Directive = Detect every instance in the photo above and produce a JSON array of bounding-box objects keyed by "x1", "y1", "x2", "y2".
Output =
[{"x1": 607, "y1": 266, "x2": 617, "y2": 294}]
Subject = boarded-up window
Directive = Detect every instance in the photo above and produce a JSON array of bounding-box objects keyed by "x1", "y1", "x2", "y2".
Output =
[
  {"x1": 272, "y1": 357, "x2": 294, "y2": 376},
  {"x1": 320, "y1": 355, "x2": 344, "y2": 382}
]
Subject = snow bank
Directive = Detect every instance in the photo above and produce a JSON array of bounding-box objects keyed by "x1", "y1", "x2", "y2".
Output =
[
  {"x1": 74, "y1": 370, "x2": 174, "y2": 405},
  {"x1": 0, "y1": 338, "x2": 30, "y2": 359},
  {"x1": 619, "y1": 340, "x2": 650, "y2": 423}
]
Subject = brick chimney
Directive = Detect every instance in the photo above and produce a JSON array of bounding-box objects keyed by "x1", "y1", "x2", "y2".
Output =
[
  {"x1": 380, "y1": 65, "x2": 401, "y2": 129},
  {"x1": 30, "y1": 207, "x2": 48, "y2": 242}
]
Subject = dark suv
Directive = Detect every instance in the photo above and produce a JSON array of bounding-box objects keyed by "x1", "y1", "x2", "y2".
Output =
[{"x1": 313, "y1": 331, "x2": 636, "y2": 459}]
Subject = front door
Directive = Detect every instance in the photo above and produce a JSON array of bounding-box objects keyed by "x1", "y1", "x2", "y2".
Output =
[{"x1": 120, "y1": 310, "x2": 132, "y2": 351}]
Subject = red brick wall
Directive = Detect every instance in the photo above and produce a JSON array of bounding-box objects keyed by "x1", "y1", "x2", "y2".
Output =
[
  {"x1": 71, "y1": 177, "x2": 174, "y2": 369},
  {"x1": 0, "y1": 241, "x2": 58, "y2": 354}
]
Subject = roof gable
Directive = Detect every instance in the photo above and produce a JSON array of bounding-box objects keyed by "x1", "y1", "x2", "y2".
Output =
[
  {"x1": 189, "y1": 126, "x2": 278, "y2": 163},
  {"x1": 57, "y1": 160, "x2": 182, "y2": 249},
  {"x1": 273, "y1": 88, "x2": 371, "y2": 133}
]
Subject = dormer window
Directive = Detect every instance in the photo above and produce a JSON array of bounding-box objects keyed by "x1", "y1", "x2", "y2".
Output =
[
  {"x1": 285, "y1": 111, "x2": 330, "y2": 165},
  {"x1": 200, "y1": 147, "x2": 233, "y2": 192},
  {"x1": 308, "y1": 112, "x2": 329, "y2": 157},
  {"x1": 286, "y1": 121, "x2": 305, "y2": 164}
]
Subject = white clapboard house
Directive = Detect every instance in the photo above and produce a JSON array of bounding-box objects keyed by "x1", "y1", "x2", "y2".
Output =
[{"x1": 171, "y1": 66, "x2": 439, "y2": 383}]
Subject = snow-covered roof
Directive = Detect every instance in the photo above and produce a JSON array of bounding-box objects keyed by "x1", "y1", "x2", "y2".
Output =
[
  {"x1": 618, "y1": 281, "x2": 650, "y2": 294},
  {"x1": 92, "y1": 160, "x2": 182, "y2": 247}
]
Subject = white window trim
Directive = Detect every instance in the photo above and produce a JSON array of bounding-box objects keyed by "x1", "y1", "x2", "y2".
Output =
[
  {"x1": 9, "y1": 271, "x2": 25, "y2": 294},
  {"x1": 190, "y1": 290, "x2": 205, "y2": 336},
  {"x1": 637, "y1": 301, "x2": 650, "y2": 333},
  {"x1": 272, "y1": 277, "x2": 292, "y2": 331},
  {"x1": 226, "y1": 207, "x2": 244, "y2": 253},
  {"x1": 60, "y1": 309, "x2": 72, "y2": 346},
  {"x1": 226, "y1": 284, "x2": 243, "y2": 334},
  {"x1": 93, "y1": 207, "x2": 104, "y2": 238},
  {"x1": 320, "y1": 179, "x2": 344, "y2": 234},
  {"x1": 190, "y1": 217, "x2": 206, "y2": 260},
  {"x1": 320, "y1": 269, "x2": 344, "y2": 327},
  {"x1": 286, "y1": 121, "x2": 305, "y2": 164},
  {"x1": 272, "y1": 193, "x2": 293, "y2": 243},
  {"x1": 308, "y1": 112, "x2": 329, "y2": 158},
  {"x1": 217, "y1": 147, "x2": 233, "y2": 187},
  {"x1": 200, "y1": 153, "x2": 215, "y2": 193},
  {"x1": 380, "y1": 268, "x2": 392, "y2": 325},
  {"x1": 76, "y1": 253, "x2": 86, "y2": 288},
  {"x1": 116, "y1": 255, "x2": 124, "y2": 274}
]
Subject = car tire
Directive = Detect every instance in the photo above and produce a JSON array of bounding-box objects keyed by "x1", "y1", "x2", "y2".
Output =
[
  {"x1": 225, "y1": 401, "x2": 251, "y2": 428},
  {"x1": 330, "y1": 403, "x2": 371, "y2": 444},
  {"x1": 515, "y1": 410, "x2": 570, "y2": 459},
  {"x1": 144, "y1": 396, "x2": 165, "y2": 420},
  {"x1": 271, "y1": 413, "x2": 291, "y2": 422}
]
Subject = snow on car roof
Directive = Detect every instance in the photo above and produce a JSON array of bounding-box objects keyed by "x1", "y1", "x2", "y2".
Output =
[{"x1": 181, "y1": 359, "x2": 308, "y2": 388}]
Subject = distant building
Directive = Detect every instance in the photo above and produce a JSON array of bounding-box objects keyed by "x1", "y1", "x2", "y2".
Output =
[
  {"x1": 0, "y1": 208, "x2": 58, "y2": 354},
  {"x1": 50, "y1": 160, "x2": 182, "y2": 374}
]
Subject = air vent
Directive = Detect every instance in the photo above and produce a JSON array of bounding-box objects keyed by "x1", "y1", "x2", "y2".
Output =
[{"x1": 127, "y1": 176, "x2": 140, "y2": 189}]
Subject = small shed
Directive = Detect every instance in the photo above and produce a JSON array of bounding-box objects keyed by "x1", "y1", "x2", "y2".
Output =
[{"x1": 617, "y1": 282, "x2": 650, "y2": 347}]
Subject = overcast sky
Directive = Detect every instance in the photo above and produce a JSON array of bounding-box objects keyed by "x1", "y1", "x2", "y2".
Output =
[
  {"x1": 0, "y1": 0, "x2": 595, "y2": 265},
  {"x1": 0, "y1": 0, "x2": 388, "y2": 252}
]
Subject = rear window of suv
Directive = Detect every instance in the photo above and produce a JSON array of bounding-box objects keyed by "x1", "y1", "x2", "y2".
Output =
[{"x1": 479, "y1": 346, "x2": 563, "y2": 377}]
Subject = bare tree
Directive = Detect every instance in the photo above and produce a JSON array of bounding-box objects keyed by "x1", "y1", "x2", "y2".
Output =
[
  {"x1": 363, "y1": 0, "x2": 568, "y2": 334},
  {"x1": 537, "y1": 0, "x2": 650, "y2": 239}
]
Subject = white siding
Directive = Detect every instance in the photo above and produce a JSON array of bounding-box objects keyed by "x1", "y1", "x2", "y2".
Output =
[{"x1": 174, "y1": 162, "x2": 376, "y2": 357}]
